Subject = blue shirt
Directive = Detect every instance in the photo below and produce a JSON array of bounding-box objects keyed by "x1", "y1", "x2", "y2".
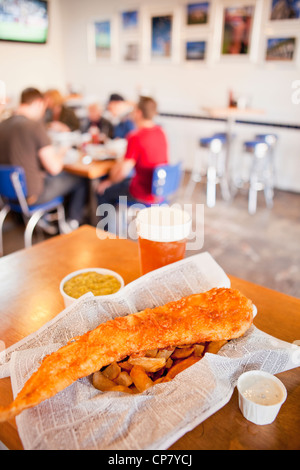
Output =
[{"x1": 113, "y1": 118, "x2": 135, "y2": 139}]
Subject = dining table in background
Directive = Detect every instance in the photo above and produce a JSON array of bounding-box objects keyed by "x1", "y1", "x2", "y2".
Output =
[
  {"x1": 64, "y1": 156, "x2": 116, "y2": 225},
  {"x1": 0, "y1": 225, "x2": 299, "y2": 450},
  {"x1": 203, "y1": 106, "x2": 265, "y2": 133}
]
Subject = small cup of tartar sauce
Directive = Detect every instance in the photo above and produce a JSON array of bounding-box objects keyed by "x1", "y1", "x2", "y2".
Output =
[{"x1": 237, "y1": 370, "x2": 287, "y2": 425}]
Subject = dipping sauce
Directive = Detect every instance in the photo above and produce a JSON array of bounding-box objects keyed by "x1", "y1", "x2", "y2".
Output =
[
  {"x1": 241, "y1": 376, "x2": 284, "y2": 406},
  {"x1": 63, "y1": 271, "x2": 121, "y2": 299}
]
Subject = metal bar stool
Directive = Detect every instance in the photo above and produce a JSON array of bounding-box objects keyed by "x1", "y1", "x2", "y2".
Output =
[
  {"x1": 255, "y1": 133, "x2": 278, "y2": 185},
  {"x1": 243, "y1": 140, "x2": 275, "y2": 215},
  {"x1": 185, "y1": 134, "x2": 230, "y2": 208},
  {"x1": 255, "y1": 133, "x2": 278, "y2": 147}
]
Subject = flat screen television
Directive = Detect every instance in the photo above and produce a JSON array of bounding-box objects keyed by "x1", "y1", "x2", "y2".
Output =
[{"x1": 0, "y1": 0, "x2": 48, "y2": 44}]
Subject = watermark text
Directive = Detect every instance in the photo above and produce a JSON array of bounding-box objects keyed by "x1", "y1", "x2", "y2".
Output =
[
  {"x1": 96, "y1": 200, "x2": 204, "y2": 251},
  {"x1": 291, "y1": 80, "x2": 300, "y2": 104}
]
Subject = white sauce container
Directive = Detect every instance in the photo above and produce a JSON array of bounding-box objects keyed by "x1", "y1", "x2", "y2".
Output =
[{"x1": 237, "y1": 370, "x2": 287, "y2": 425}]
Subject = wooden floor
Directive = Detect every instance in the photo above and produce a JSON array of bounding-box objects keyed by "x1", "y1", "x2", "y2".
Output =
[{"x1": 1, "y1": 173, "x2": 300, "y2": 298}]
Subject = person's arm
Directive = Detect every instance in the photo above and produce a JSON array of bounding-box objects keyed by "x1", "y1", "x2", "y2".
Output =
[
  {"x1": 97, "y1": 130, "x2": 139, "y2": 195},
  {"x1": 109, "y1": 158, "x2": 135, "y2": 183},
  {"x1": 38, "y1": 145, "x2": 65, "y2": 175},
  {"x1": 97, "y1": 133, "x2": 138, "y2": 195},
  {"x1": 109, "y1": 131, "x2": 138, "y2": 182},
  {"x1": 97, "y1": 158, "x2": 135, "y2": 195}
]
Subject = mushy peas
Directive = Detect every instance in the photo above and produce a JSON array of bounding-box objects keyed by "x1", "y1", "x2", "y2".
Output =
[{"x1": 63, "y1": 271, "x2": 121, "y2": 299}]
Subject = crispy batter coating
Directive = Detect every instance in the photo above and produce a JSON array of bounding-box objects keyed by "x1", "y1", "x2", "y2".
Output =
[{"x1": 0, "y1": 288, "x2": 253, "y2": 422}]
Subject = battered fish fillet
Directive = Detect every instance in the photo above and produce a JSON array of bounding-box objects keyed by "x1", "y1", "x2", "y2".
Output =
[{"x1": 0, "y1": 287, "x2": 253, "y2": 422}]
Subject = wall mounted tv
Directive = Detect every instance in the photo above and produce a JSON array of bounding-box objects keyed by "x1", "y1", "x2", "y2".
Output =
[{"x1": 0, "y1": 0, "x2": 48, "y2": 44}]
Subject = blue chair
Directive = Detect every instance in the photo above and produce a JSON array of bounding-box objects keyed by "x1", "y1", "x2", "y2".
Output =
[
  {"x1": 0, "y1": 165, "x2": 67, "y2": 255},
  {"x1": 151, "y1": 162, "x2": 182, "y2": 201},
  {"x1": 118, "y1": 162, "x2": 183, "y2": 237},
  {"x1": 185, "y1": 134, "x2": 231, "y2": 207}
]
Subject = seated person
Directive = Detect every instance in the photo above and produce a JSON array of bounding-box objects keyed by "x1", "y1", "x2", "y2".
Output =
[
  {"x1": 0, "y1": 87, "x2": 87, "y2": 227},
  {"x1": 106, "y1": 93, "x2": 135, "y2": 139},
  {"x1": 97, "y1": 96, "x2": 168, "y2": 207},
  {"x1": 44, "y1": 89, "x2": 80, "y2": 132},
  {"x1": 81, "y1": 102, "x2": 114, "y2": 141}
]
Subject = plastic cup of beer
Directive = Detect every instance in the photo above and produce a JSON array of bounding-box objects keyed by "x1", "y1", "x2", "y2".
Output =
[{"x1": 136, "y1": 206, "x2": 192, "y2": 275}]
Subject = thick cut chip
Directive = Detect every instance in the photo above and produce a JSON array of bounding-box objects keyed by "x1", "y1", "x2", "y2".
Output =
[
  {"x1": 115, "y1": 371, "x2": 133, "y2": 387},
  {"x1": 163, "y1": 356, "x2": 201, "y2": 381},
  {"x1": 171, "y1": 346, "x2": 195, "y2": 359},
  {"x1": 130, "y1": 366, "x2": 154, "y2": 392},
  {"x1": 205, "y1": 340, "x2": 228, "y2": 354},
  {"x1": 128, "y1": 357, "x2": 166, "y2": 373},
  {"x1": 102, "y1": 362, "x2": 121, "y2": 380},
  {"x1": 93, "y1": 371, "x2": 116, "y2": 391}
]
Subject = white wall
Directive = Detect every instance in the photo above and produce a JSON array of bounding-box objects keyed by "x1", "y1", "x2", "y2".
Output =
[
  {"x1": 58, "y1": 0, "x2": 300, "y2": 191},
  {"x1": 59, "y1": 0, "x2": 300, "y2": 123},
  {"x1": 1, "y1": 0, "x2": 299, "y2": 119},
  {"x1": 0, "y1": 0, "x2": 65, "y2": 104}
]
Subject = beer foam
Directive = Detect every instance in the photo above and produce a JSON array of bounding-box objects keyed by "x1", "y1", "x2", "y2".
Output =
[{"x1": 136, "y1": 207, "x2": 192, "y2": 242}]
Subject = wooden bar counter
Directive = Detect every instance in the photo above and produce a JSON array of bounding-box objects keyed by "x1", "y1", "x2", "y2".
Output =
[{"x1": 0, "y1": 226, "x2": 299, "y2": 450}]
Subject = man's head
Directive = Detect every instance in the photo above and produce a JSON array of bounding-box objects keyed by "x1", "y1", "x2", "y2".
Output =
[
  {"x1": 19, "y1": 87, "x2": 46, "y2": 120},
  {"x1": 108, "y1": 93, "x2": 124, "y2": 103},
  {"x1": 134, "y1": 96, "x2": 157, "y2": 123},
  {"x1": 107, "y1": 93, "x2": 127, "y2": 117},
  {"x1": 88, "y1": 102, "x2": 102, "y2": 122},
  {"x1": 44, "y1": 89, "x2": 64, "y2": 110}
]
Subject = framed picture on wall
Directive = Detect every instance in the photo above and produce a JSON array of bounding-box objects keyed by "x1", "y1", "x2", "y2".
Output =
[
  {"x1": 121, "y1": 10, "x2": 139, "y2": 30},
  {"x1": 221, "y1": 5, "x2": 255, "y2": 55},
  {"x1": 122, "y1": 42, "x2": 139, "y2": 61},
  {"x1": 93, "y1": 20, "x2": 111, "y2": 59},
  {"x1": 185, "y1": 40, "x2": 206, "y2": 60},
  {"x1": 119, "y1": 9, "x2": 140, "y2": 63},
  {"x1": 151, "y1": 15, "x2": 173, "y2": 58},
  {"x1": 186, "y1": 2, "x2": 210, "y2": 25},
  {"x1": 270, "y1": 0, "x2": 300, "y2": 20},
  {"x1": 265, "y1": 37, "x2": 296, "y2": 61}
]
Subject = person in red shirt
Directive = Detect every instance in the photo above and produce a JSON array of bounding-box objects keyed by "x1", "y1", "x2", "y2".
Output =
[{"x1": 97, "y1": 96, "x2": 169, "y2": 206}]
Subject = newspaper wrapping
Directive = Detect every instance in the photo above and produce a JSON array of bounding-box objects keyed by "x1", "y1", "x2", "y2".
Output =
[{"x1": 0, "y1": 252, "x2": 299, "y2": 450}]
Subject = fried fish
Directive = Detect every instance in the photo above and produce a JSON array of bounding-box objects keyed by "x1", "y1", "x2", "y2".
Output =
[{"x1": 0, "y1": 287, "x2": 253, "y2": 422}]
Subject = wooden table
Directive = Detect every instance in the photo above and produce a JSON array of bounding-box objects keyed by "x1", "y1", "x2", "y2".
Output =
[
  {"x1": 0, "y1": 225, "x2": 299, "y2": 450},
  {"x1": 202, "y1": 107, "x2": 265, "y2": 120},
  {"x1": 64, "y1": 158, "x2": 115, "y2": 180}
]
